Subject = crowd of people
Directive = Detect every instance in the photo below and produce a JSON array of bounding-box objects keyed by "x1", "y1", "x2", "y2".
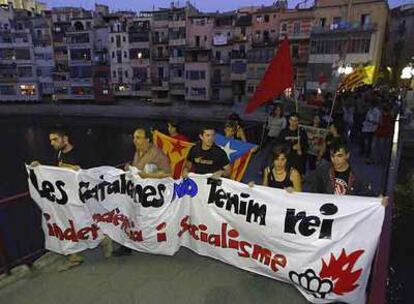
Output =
[{"x1": 29, "y1": 85, "x2": 395, "y2": 271}]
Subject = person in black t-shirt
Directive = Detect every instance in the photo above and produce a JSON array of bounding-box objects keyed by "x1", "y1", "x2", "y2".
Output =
[
  {"x1": 305, "y1": 140, "x2": 389, "y2": 206},
  {"x1": 184, "y1": 127, "x2": 230, "y2": 178},
  {"x1": 278, "y1": 112, "x2": 309, "y2": 175},
  {"x1": 30, "y1": 127, "x2": 112, "y2": 270}
]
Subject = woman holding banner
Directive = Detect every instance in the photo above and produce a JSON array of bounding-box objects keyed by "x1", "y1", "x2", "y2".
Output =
[{"x1": 262, "y1": 145, "x2": 302, "y2": 192}]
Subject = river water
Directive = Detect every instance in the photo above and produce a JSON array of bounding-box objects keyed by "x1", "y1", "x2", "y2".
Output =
[{"x1": 0, "y1": 116, "x2": 227, "y2": 198}]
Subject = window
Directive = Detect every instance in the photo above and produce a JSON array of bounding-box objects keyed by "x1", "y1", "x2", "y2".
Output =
[
  {"x1": 112, "y1": 70, "x2": 116, "y2": 78},
  {"x1": 111, "y1": 37, "x2": 114, "y2": 43},
  {"x1": 361, "y1": 14, "x2": 370, "y2": 26},
  {"x1": 231, "y1": 61, "x2": 246, "y2": 74},
  {"x1": 333, "y1": 17, "x2": 342, "y2": 26},
  {"x1": 292, "y1": 45, "x2": 299, "y2": 58},
  {"x1": 264, "y1": 15, "x2": 270, "y2": 23},
  {"x1": 293, "y1": 23, "x2": 300, "y2": 33},
  {"x1": 215, "y1": 51, "x2": 221, "y2": 60},
  {"x1": 319, "y1": 18, "x2": 326, "y2": 28},
  {"x1": 125, "y1": 70, "x2": 129, "y2": 78},
  {"x1": 112, "y1": 51, "x2": 115, "y2": 58},
  {"x1": 122, "y1": 36, "x2": 126, "y2": 42},
  {"x1": 15, "y1": 48, "x2": 30, "y2": 60},
  {"x1": 116, "y1": 35, "x2": 121, "y2": 47},
  {"x1": 17, "y1": 67, "x2": 32, "y2": 78},
  {"x1": 281, "y1": 23, "x2": 287, "y2": 32},
  {"x1": 124, "y1": 51, "x2": 127, "y2": 58},
  {"x1": 116, "y1": 50, "x2": 122, "y2": 63},
  {"x1": 247, "y1": 86, "x2": 254, "y2": 93},
  {"x1": 190, "y1": 87, "x2": 206, "y2": 96},
  {"x1": 0, "y1": 85, "x2": 16, "y2": 95}
]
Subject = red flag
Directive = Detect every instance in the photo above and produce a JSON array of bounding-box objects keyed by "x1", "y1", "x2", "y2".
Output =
[{"x1": 245, "y1": 37, "x2": 293, "y2": 114}]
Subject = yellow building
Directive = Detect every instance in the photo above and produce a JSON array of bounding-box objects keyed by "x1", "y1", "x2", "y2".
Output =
[{"x1": 0, "y1": 0, "x2": 47, "y2": 13}]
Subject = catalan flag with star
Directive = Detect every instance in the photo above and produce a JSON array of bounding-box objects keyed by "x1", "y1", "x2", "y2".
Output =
[
  {"x1": 153, "y1": 131, "x2": 194, "y2": 179},
  {"x1": 214, "y1": 133, "x2": 257, "y2": 182}
]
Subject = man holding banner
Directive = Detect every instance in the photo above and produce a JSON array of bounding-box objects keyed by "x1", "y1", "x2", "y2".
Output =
[
  {"x1": 30, "y1": 127, "x2": 112, "y2": 271},
  {"x1": 113, "y1": 128, "x2": 171, "y2": 257},
  {"x1": 184, "y1": 127, "x2": 230, "y2": 179}
]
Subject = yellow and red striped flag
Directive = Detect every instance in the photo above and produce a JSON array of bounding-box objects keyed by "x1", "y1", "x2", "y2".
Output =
[
  {"x1": 338, "y1": 68, "x2": 367, "y2": 92},
  {"x1": 153, "y1": 131, "x2": 194, "y2": 179}
]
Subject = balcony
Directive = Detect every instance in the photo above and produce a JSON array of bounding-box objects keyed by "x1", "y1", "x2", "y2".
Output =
[
  {"x1": 130, "y1": 58, "x2": 150, "y2": 66},
  {"x1": 152, "y1": 36, "x2": 169, "y2": 45},
  {"x1": 291, "y1": 55, "x2": 309, "y2": 65},
  {"x1": 0, "y1": 74, "x2": 17, "y2": 83},
  {"x1": 283, "y1": 31, "x2": 310, "y2": 40},
  {"x1": 230, "y1": 51, "x2": 247, "y2": 60},
  {"x1": 252, "y1": 37, "x2": 278, "y2": 48},
  {"x1": 233, "y1": 35, "x2": 248, "y2": 43},
  {"x1": 212, "y1": 58, "x2": 230, "y2": 65},
  {"x1": 211, "y1": 78, "x2": 231, "y2": 87},
  {"x1": 151, "y1": 78, "x2": 169, "y2": 91},
  {"x1": 213, "y1": 36, "x2": 233, "y2": 46},
  {"x1": 169, "y1": 20, "x2": 186, "y2": 28},
  {"x1": 170, "y1": 76, "x2": 185, "y2": 84},
  {"x1": 169, "y1": 38, "x2": 186, "y2": 46},
  {"x1": 169, "y1": 56, "x2": 185, "y2": 64},
  {"x1": 169, "y1": 83, "x2": 185, "y2": 95},
  {"x1": 152, "y1": 52, "x2": 169, "y2": 61},
  {"x1": 311, "y1": 22, "x2": 377, "y2": 35},
  {"x1": 55, "y1": 54, "x2": 68, "y2": 61}
]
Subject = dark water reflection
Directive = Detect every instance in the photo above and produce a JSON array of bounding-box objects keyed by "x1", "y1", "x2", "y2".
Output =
[{"x1": 0, "y1": 116, "x2": 224, "y2": 198}]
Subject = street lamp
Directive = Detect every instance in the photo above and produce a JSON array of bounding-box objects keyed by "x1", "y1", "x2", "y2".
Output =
[
  {"x1": 337, "y1": 63, "x2": 353, "y2": 75},
  {"x1": 401, "y1": 64, "x2": 414, "y2": 80}
]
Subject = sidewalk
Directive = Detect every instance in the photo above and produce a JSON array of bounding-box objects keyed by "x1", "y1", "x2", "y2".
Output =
[{"x1": 0, "y1": 247, "x2": 307, "y2": 304}]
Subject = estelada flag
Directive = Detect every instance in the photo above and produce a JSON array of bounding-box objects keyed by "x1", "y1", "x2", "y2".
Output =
[
  {"x1": 245, "y1": 37, "x2": 293, "y2": 114},
  {"x1": 153, "y1": 131, "x2": 194, "y2": 179},
  {"x1": 214, "y1": 133, "x2": 256, "y2": 182},
  {"x1": 338, "y1": 67, "x2": 367, "y2": 92}
]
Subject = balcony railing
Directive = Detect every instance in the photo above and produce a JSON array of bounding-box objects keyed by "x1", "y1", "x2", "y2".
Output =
[
  {"x1": 152, "y1": 52, "x2": 169, "y2": 61},
  {"x1": 252, "y1": 37, "x2": 278, "y2": 48},
  {"x1": 152, "y1": 37, "x2": 169, "y2": 45},
  {"x1": 212, "y1": 58, "x2": 230, "y2": 65},
  {"x1": 230, "y1": 51, "x2": 247, "y2": 60},
  {"x1": 312, "y1": 22, "x2": 377, "y2": 34},
  {"x1": 285, "y1": 31, "x2": 311, "y2": 40}
]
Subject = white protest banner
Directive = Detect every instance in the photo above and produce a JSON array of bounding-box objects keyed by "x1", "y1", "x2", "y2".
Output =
[{"x1": 27, "y1": 165, "x2": 385, "y2": 304}]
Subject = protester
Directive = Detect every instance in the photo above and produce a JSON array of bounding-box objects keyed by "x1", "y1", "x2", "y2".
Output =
[
  {"x1": 259, "y1": 103, "x2": 287, "y2": 174},
  {"x1": 30, "y1": 127, "x2": 112, "y2": 271},
  {"x1": 320, "y1": 120, "x2": 343, "y2": 162},
  {"x1": 372, "y1": 103, "x2": 394, "y2": 164},
  {"x1": 167, "y1": 120, "x2": 189, "y2": 142},
  {"x1": 305, "y1": 139, "x2": 385, "y2": 201},
  {"x1": 224, "y1": 120, "x2": 239, "y2": 140},
  {"x1": 184, "y1": 127, "x2": 230, "y2": 178},
  {"x1": 113, "y1": 128, "x2": 171, "y2": 257},
  {"x1": 278, "y1": 112, "x2": 309, "y2": 175},
  {"x1": 307, "y1": 114, "x2": 325, "y2": 170},
  {"x1": 266, "y1": 103, "x2": 287, "y2": 142},
  {"x1": 262, "y1": 145, "x2": 302, "y2": 192},
  {"x1": 361, "y1": 99, "x2": 382, "y2": 163},
  {"x1": 228, "y1": 113, "x2": 247, "y2": 142}
]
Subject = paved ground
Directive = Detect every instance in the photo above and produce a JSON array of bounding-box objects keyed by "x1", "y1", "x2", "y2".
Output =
[{"x1": 0, "y1": 248, "x2": 307, "y2": 304}]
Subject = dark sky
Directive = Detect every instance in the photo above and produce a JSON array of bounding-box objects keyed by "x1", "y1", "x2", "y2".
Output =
[{"x1": 45, "y1": 0, "x2": 412, "y2": 12}]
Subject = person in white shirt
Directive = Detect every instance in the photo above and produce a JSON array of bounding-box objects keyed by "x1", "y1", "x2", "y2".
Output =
[{"x1": 361, "y1": 99, "x2": 381, "y2": 163}]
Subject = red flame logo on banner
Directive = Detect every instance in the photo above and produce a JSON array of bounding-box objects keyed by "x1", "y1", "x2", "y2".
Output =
[{"x1": 319, "y1": 249, "x2": 364, "y2": 295}]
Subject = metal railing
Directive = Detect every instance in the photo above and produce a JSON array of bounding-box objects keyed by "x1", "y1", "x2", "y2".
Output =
[{"x1": 367, "y1": 114, "x2": 402, "y2": 304}]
